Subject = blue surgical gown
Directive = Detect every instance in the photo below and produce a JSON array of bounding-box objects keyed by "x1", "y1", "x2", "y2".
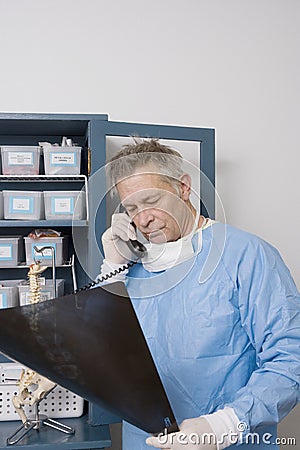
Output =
[{"x1": 123, "y1": 223, "x2": 300, "y2": 449}]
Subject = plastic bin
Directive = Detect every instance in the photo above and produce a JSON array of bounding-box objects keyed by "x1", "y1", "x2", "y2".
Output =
[
  {"x1": 0, "y1": 236, "x2": 24, "y2": 267},
  {"x1": 24, "y1": 236, "x2": 68, "y2": 266},
  {"x1": 3, "y1": 190, "x2": 44, "y2": 220},
  {"x1": 0, "y1": 363, "x2": 84, "y2": 421},
  {"x1": 1, "y1": 146, "x2": 41, "y2": 175},
  {"x1": 0, "y1": 280, "x2": 23, "y2": 309},
  {"x1": 0, "y1": 191, "x2": 3, "y2": 219},
  {"x1": 44, "y1": 190, "x2": 86, "y2": 220},
  {"x1": 18, "y1": 279, "x2": 65, "y2": 305},
  {"x1": 43, "y1": 146, "x2": 81, "y2": 175}
]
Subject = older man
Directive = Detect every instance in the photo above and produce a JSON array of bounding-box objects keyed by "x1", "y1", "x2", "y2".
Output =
[{"x1": 99, "y1": 138, "x2": 300, "y2": 450}]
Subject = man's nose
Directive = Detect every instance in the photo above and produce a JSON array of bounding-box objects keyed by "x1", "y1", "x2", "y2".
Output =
[{"x1": 135, "y1": 209, "x2": 154, "y2": 228}]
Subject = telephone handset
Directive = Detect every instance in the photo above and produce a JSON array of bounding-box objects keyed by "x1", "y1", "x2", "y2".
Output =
[
  {"x1": 73, "y1": 213, "x2": 147, "y2": 294},
  {"x1": 120, "y1": 206, "x2": 147, "y2": 258},
  {"x1": 127, "y1": 221, "x2": 147, "y2": 258}
]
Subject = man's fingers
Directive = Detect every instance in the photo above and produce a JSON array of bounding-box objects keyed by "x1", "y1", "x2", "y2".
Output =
[
  {"x1": 146, "y1": 436, "x2": 171, "y2": 448},
  {"x1": 111, "y1": 213, "x2": 136, "y2": 241},
  {"x1": 113, "y1": 222, "x2": 136, "y2": 241}
]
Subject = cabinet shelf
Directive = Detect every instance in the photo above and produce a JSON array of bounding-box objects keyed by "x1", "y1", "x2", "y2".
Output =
[
  {"x1": 0, "y1": 261, "x2": 73, "y2": 269},
  {"x1": 0, "y1": 175, "x2": 87, "y2": 182},
  {"x1": 0, "y1": 220, "x2": 88, "y2": 227},
  {"x1": 0, "y1": 415, "x2": 111, "y2": 449}
]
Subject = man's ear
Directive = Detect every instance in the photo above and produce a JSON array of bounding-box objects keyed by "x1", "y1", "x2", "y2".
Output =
[{"x1": 179, "y1": 174, "x2": 192, "y2": 200}]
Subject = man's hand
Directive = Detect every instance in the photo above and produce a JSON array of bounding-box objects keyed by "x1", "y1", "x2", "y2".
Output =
[
  {"x1": 102, "y1": 213, "x2": 137, "y2": 264},
  {"x1": 146, "y1": 417, "x2": 217, "y2": 449}
]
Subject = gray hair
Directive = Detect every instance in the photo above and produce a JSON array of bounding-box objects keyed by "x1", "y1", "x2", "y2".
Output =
[{"x1": 106, "y1": 138, "x2": 184, "y2": 195}]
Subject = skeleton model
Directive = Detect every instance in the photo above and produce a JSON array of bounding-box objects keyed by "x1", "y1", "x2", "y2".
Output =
[
  {"x1": 27, "y1": 262, "x2": 48, "y2": 304},
  {"x1": 12, "y1": 262, "x2": 56, "y2": 424}
]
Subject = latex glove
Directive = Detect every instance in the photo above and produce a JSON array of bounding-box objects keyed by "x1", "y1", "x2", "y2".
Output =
[
  {"x1": 146, "y1": 417, "x2": 217, "y2": 450},
  {"x1": 102, "y1": 213, "x2": 137, "y2": 264}
]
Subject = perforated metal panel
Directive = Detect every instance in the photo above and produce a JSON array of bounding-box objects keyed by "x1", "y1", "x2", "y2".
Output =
[{"x1": 0, "y1": 363, "x2": 84, "y2": 421}]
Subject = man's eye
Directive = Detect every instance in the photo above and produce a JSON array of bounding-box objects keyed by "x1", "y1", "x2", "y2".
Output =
[
  {"x1": 146, "y1": 198, "x2": 160, "y2": 205},
  {"x1": 126, "y1": 207, "x2": 136, "y2": 213}
]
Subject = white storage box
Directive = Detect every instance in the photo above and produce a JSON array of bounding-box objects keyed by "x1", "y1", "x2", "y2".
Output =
[
  {"x1": 44, "y1": 190, "x2": 86, "y2": 220},
  {"x1": 0, "y1": 363, "x2": 84, "y2": 421},
  {"x1": 3, "y1": 190, "x2": 44, "y2": 220},
  {"x1": 0, "y1": 236, "x2": 24, "y2": 267},
  {"x1": 0, "y1": 191, "x2": 3, "y2": 219},
  {"x1": 18, "y1": 279, "x2": 65, "y2": 305},
  {"x1": 24, "y1": 236, "x2": 68, "y2": 266},
  {"x1": 43, "y1": 146, "x2": 81, "y2": 175},
  {"x1": 0, "y1": 280, "x2": 23, "y2": 309},
  {"x1": 1, "y1": 146, "x2": 41, "y2": 175}
]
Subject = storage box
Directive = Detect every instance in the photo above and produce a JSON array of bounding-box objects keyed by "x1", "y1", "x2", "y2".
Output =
[
  {"x1": 18, "y1": 279, "x2": 65, "y2": 305},
  {"x1": 24, "y1": 236, "x2": 68, "y2": 266},
  {"x1": 0, "y1": 191, "x2": 3, "y2": 219},
  {"x1": 0, "y1": 280, "x2": 23, "y2": 309},
  {"x1": 43, "y1": 146, "x2": 81, "y2": 175},
  {"x1": 0, "y1": 236, "x2": 24, "y2": 267},
  {"x1": 1, "y1": 146, "x2": 41, "y2": 175},
  {"x1": 44, "y1": 190, "x2": 86, "y2": 220},
  {"x1": 0, "y1": 363, "x2": 84, "y2": 421},
  {"x1": 3, "y1": 190, "x2": 44, "y2": 220}
]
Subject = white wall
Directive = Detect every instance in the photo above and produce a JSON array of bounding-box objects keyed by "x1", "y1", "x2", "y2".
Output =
[{"x1": 0, "y1": 0, "x2": 299, "y2": 447}]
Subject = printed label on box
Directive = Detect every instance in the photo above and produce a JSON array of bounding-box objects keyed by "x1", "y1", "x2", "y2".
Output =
[
  {"x1": 21, "y1": 291, "x2": 51, "y2": 304},
  {"x1": 8, "y1": 152, "x2": 34, "y2": 166},
  {"x1": 20, "y1": 292, "x2": 31, "y2": 304},
  {"x1": 1, "y1": 366, "x2": 23, "y2": 383},
  {"x1": 50, "y1": 152, "x2": 76, "y2": 166},
  {"x1": 40, "y1": 291, "x2": 52, "y2": 301},
  {"x1": 32, "y1": 243, "x2": 56, "y2": 260},
  {"x1": 52, "y1": 197, "x2": 74, "y2": 214},
  {"x1": 0, "y1": 244, "x2": 13, "y2": 260},
  {"x1": 9, "y1": 197, "x2": 33, "y2": 214},
  {"x1": 0, "y1": 293, "x2": 8, "y2": 308}
]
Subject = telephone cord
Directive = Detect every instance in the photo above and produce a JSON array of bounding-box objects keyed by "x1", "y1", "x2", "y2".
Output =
[{"x1": 73, "y1": 260, "x2": 138, "y2": 294}]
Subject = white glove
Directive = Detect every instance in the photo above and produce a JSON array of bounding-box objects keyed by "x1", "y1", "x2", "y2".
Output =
[
  {"x1": 146, "y1": 417, "x2": 217, "y2": 449},
  {"x1": 102, "y1": 213, "x2": 137, "y2": 264},
  {"x1": 146, "y1": 408, "x2": 240, "y2": 450}
]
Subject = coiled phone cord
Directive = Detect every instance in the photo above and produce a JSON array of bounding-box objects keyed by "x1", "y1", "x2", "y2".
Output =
[
  {"x1": 73, "y1": 260, "x2": 138, "y2": 294},
  {"x1": 73, "y1": 234, "x2": 147, "y2": 294}
]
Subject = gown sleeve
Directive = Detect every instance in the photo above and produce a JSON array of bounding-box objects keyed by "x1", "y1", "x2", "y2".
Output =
[{"x1": 226, "y1": 238, "x2": 300, "y2": 434}]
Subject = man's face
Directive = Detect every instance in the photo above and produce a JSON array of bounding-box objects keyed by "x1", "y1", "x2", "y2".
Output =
[{"x1": 116, "y1": 170, "x2": 194, "y2": 244}]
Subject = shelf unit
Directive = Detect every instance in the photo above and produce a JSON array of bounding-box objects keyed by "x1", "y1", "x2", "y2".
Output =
[{"x1": 0, "y1": 113, "x2": 111, "y2": 450}]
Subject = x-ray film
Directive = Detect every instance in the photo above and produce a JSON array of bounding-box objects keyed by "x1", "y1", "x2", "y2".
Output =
[{"x1": 0, "y1": 283, "x2": 178, "y2": 435}]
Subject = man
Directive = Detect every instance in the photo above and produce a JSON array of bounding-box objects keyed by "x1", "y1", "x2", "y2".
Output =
[{"x1": 100, "y1": 138, "x2": 300, "y2": 449}]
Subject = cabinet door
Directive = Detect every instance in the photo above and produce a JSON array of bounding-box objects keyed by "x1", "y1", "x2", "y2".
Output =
[
  {"x1": 87, "y1": 120, "x2": 215, "y2": 425},
  {"x1": 88, "y1": 120, "x2": 215, "y2": 279}
]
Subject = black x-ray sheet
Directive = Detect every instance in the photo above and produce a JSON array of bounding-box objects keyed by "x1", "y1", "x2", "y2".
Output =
[{"x1": 0, "y1": 283, "x2": 178, "y2": 435}]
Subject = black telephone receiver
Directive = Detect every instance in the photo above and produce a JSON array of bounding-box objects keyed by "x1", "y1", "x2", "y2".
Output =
[
  {"x1": 127, "y1": 221, "x2": 147, "y2": 258},
  {"x1": 120, "y1": 206, "x2": 147, "y2": 258}
]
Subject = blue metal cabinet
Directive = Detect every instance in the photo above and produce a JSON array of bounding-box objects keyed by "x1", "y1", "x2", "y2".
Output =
[{"x1": 0, "y1": 113, "x2": 215, "y2": 446}]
